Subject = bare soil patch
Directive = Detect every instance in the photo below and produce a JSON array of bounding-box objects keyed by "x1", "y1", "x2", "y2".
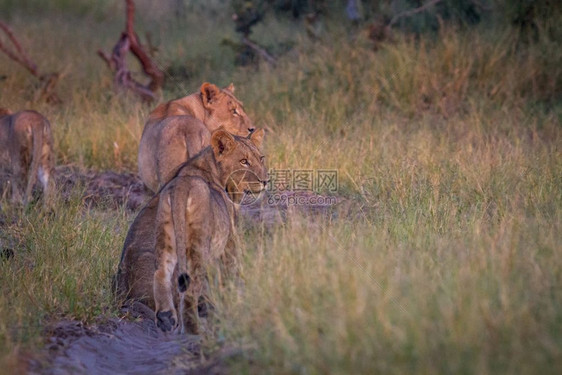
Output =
[
  {"x1": 35, "y1": 304, "x2": 206, "y2": 375},
  {"x1": 53, "y1": 165, "x2": 153, "y2": 212}
]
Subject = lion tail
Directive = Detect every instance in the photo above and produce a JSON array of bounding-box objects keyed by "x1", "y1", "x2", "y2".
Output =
[{"x1": 171, "y1": 188, "x2": 190, "y2": 294}]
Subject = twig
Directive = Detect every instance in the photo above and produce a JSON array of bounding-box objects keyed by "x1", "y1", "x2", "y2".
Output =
[
  {"x1": 241, "y1": 37, "x2": 277, "y2": 67},
  {"x1": 125, "y1": 0, "x2": 135, "y2": 37},
  {"x1": 125, "y1": 0, "x2": 163, "y2": 93},
  {"x1": 0, "y1": 21, "x2": 38, "y2": 75},
  {"x1": 388, "y1": 0, "x2": 444, "y2": 28},
  {"x1": 97, "y1": 50, "x2": 113, "y2": 69},
  {"x1": 0, "y1": 20, "x2": 62, "y2": 104},
  {"x1": 35, "y1": 72, "x2": 62, "y2": 105}
]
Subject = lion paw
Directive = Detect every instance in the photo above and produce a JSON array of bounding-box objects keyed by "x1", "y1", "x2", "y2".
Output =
[{"x1": 156, "y1": 310, "x2": 176, "y2": 332}]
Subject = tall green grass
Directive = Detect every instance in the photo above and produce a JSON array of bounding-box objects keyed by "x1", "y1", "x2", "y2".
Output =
[
  {"x1": 212, "y1": 11, "x2": 562, "y2": 374},
  {"x1": 0, "y1": 1, "x2": 561, "y2": 373},
  {"x1": 0, "y1": 196, "x2": 129, "y2": 366},
  {"x1": 217, "y1": 211, "x2": 562, "y2": 374},
  {"x1": 213, "y1": 106, "x2": 562, "y2": 373}
]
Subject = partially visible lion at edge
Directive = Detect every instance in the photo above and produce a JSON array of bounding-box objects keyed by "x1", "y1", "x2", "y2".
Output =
[{"x1": 0, "y1": 108, "x2": 54, "y2": 206}]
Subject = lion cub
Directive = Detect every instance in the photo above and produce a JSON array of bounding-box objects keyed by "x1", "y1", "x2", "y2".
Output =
[
  {"x1": 138, "y1": 82, "x2": 256, "y2": 192},
  {"x1": 0, "y1": 109, "x2": 54, "y2": 206},
  {"x1": 117, "y1": 127, "x2": 267, "y2": 334}
]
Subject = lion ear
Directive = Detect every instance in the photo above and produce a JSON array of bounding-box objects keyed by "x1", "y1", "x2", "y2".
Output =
[
  {"x1": 225, "y1": 83, "x2": 235, "y2": 93},
  {"x1": 249, "y1": 128, "x2": 265, "y2": 149},
  {"x1": 211, "y1": 127, "x2": 236, "y2": 157},
  {"x1": 201, "y1": 82, "x2": 221, "y2": 107}
]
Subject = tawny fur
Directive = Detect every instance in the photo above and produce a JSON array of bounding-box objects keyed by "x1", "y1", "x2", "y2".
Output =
[
  {"x1": 0, "y1": 109, "x2": 54, "y2": 206},
  {"x1": 138, "y1": 82, "x2": 255, "y2": 192},
  {"x1": 117, "y1": 127, "x2": 267, "y2": 334},
  {"x1": 115, "y1": 194, "x2": 161, "y2": 309}
]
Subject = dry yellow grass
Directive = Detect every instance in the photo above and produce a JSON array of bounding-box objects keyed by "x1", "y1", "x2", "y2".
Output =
[{"x1": 0, "y1": 2, "x2": 561, "y2": 373}]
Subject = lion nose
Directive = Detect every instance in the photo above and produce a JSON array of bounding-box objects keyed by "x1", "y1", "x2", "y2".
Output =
[{"x1": 248, "y1": 127, "x2": 255, "y2": 133}]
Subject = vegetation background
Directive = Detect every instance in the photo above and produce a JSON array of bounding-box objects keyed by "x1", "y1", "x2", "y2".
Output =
[{"x1": 0, "y1": 0, "x2": 561, "y2": 373}]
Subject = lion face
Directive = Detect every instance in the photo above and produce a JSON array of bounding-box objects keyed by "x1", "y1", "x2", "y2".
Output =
[
  {"x1": 210, "y1": 128, "x2": 268, "y2": 204},
  {"x1": 201, "y1": 83, "x2": 255, "y2": 137}
]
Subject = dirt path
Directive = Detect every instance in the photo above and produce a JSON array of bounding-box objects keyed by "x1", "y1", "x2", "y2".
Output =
[
  {"x1": 42, "y1": 312, "x2": 200, "y2": 374},
  {"x1": 53, "y1": 165, "x2": 153, "y2": 212}
]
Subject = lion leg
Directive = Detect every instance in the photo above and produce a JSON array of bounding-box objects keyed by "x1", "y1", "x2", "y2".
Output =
[
  {"x1": 179, "y1": 290, "x2": 199, "y2": 334},
  {"x1": 197, "y1": 277, "x2": 214, "y2": 318},
  {"x1": 9, "y1": 176, "x2": 23, "y2": 204},
  {"x1": 39, "y1": 139, "x2": 54, "y2": 207},
  {"x1": 182, "y1": 224, "x2": 210, "y2": 335},
  {"x1": 9, "y1": 154, "x2": 25, "y2": 205},
  {"x1": 38, "y1": 166, "x2": 49, "y2": 198},
  {"x1": 153, "y1": 194, "x2": 178, "y2": 332},
  {"x1": 179, "y1": 279, "x2": 212, "y2": 334}
]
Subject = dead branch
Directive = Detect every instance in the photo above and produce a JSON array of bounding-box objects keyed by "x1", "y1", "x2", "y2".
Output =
[
  {"x1": 128, "y1": 32, "x2": 164, "y2": 93},
  {"x1": 97, "y1": 50, "x2": 114, "y2": 70},
  {"x1": 97, "y1": 0, "x2": 163, "y2": 102},
  {"x1": 33, "y1": 72, "x2": 62, "y2": 104},
  {"x1": 0, "y1": 20, "x2": 61, "y2": 104},
  {"x1": 125, "y1": 0, "x2": 135, "y2": 36},
  {"x1": 388, "y1": 0, "x2": 444, "y2": 28},
  {"x1": 0, "y1": 21, "x2": 38, "y2": 75},
  {"x1": 241, "y1": 37, "x2": 277, "y2": 67}
]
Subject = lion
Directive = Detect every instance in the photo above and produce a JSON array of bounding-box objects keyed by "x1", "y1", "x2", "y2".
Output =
[
  {"x1": 116, "y1": 127, "x2": 267, "y2": 334},
  {"x1": 0, "y1": 109, "x2": 54, "y2": 206},
  {"x1": 138, "y1": 82, "x2": 256, "y2": 193},
  {"x1": 114, "y1": 195, "x2": 211, "y2": 325}
]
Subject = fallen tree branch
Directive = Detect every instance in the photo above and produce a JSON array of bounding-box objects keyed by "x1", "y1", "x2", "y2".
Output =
[
  {"x1": 0, "y1": 20, "x2": 61, "y2": 104},
  {"x1": 241, "y1": 37, "x2": 277, "y2": 67},
  {"x1": 388, "y1": 0, "x2": 444, "y2": 28},
  {"x1": 97, "y1": 0, "x2": 163, "y2": 102},
  {"x1": 0, "y1": 21, "x2": 38, "y2": 75}
]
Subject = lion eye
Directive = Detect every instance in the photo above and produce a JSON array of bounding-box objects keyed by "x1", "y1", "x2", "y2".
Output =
[
  {"x1": 240, "y1": 159, "x2": 250, "y2": 166},
  {"x1": 260, "y1": 156, "x2": 265, "y2": 162},
  {"x1": 232, "y1": 108, "x2": 239, "y2": 116}
]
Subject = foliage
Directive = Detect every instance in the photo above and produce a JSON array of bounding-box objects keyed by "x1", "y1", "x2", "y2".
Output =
[{"x1": 0, "y1": 1, "x2": 561, "y2": 373}]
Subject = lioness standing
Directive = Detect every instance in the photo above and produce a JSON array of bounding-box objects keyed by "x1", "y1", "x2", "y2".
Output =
[
  {"x1": 0, "y1": 109, "x2": 54, "y2": 206},
  {"x1": 117, "y1": 127, "x2": 267, "y2": 334},
  {"x1": 138, "y1": 82, "x2": 256, "y2": 192}
]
